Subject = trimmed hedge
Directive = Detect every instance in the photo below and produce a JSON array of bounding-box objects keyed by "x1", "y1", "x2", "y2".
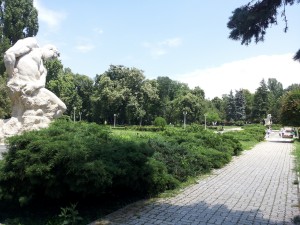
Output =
[{"x1": 0, "y1": 121, "x2": 259, "y2": 206}]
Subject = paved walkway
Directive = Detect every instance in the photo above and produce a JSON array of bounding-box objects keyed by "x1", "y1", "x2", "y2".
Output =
[{"x1": 92, "y1": 133, "x2": 299, "y2": 224}]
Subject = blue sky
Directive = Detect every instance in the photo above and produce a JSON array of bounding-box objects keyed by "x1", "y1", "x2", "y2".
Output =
[{"x1": 34, "y1": 1, "x2": 300, "y2": 98}]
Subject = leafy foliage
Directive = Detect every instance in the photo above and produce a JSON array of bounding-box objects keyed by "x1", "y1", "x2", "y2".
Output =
[
  {"x1": 280, "y1": 89, "x2": 300, "y2": 126},
  {"x1": 58, "y1": 203, "x2": 83, "y2": 225},
  {"x1": 0, "y1": 120, "x2": 251, "y2": 207},
  {"x1": 0, "y1": 0, "x2": 39, "y2": 117},
  {"x1": 153, "y1": 117, "x2": 167, "y2": 129},
  {"x1": 0, "y1": 73, "x2": 11, "y2": 118},
  {"x1": 1, "y1": 0, "x2": 39, "y2": 45},
  {"x1": 0, "y1": 120, "x2": 164, "y2": 203},
  {"x1": 0, "y1": 121, "x2": 267, "y2": 224}
]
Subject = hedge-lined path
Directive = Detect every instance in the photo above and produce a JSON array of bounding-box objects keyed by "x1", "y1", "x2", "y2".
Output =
[{"x1": 92, "y1": 132, "x2": 299, "y2": 225}]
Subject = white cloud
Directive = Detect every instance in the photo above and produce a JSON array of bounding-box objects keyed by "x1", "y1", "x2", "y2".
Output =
[
  {"x1": 75, "y1": 44, "x2": 95, "y2": 53},
  {"x1": 143, "y1": 37, "x2": 182, "y2": 58},
  {"x1": 34, "y1": 0, "x2": 66, "y2": 30},
  {"x1": 93, "y1": 28, "x2": 104, "y2": 35},
  {"x1": 175, "y1": 54, "x2": 300, "y2": 99},
  {"x1": 160, "y1": 38, "x2": 182, "y2": 47}
]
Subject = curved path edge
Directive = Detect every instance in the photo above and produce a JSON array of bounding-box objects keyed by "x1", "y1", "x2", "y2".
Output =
[{"x1": 91, "y1": 135, "x2": 300, "y2": 224}]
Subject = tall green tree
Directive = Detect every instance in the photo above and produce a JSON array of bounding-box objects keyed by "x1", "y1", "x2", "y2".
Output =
[
  {"x1": 45, "y1": 59, "x2": 64, "y2": 85},
  {"x1": 267, "y1": 78, "x2": 284, "y2": 99},
  {"x1": 226, "y1": 90, "x2": 236, "y2": 122},
  {"x1": 73, "y1": 74, "x2": 94, "y2": 121},
  {"x1": 93, "y1": 65, "x2": 159, "y2": 125},
  {"x1": 1, "y1": 0, "x2": 38, "y2": 45},
  {"x1": 156, "y1": 76, "x2": 190, "y2": 119},
  {"x1": 172, "y1": 92, "x2": 205, "y2": 125},
  {"x1": 285, "y1": 83, "x2": 300, "y2": 92},
  {"x1": 47, "y1": 68, "x2": 82, "y2": 118},
  {"x1": 242, "y1": 89, "x2": 254, "y2": 122},
  {"x1": 280, "y1": 89, "x2": 300, "y2": 126},
  {"x1": 267, "y1": 78, "x2": 284, "y2": 123},
  {"x1": 252, "y1": 79, "x2": 270, "y2": 122},
  {"x1": 228, "y1": 0, "x2": 300, "y2": 62},
  {"x1": 211, "y1": 97, "x2": 226, "y2": 121},
  {"x1": 0, "y1": 0, "x2": 39, "y2": 116},
  {"x1": 235, "y1": 89, "x2": 246, "y2": 121}
]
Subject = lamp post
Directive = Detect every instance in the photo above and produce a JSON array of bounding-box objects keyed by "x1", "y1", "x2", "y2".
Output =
[
  {"x1": 113, "y1": 114, "x2": 116, "y2": 127},
  {"x1": 73, "y1": 107, "x2": 76, "y2": 122},
  {"x1": 204, "y1": 113, "x2": 207, "y2": 130},
  {"x1": 183, "y1": 111, "x2": 187, "y2": 129}
]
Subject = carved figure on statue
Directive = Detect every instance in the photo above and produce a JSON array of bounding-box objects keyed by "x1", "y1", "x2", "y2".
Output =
[{"x1": 0, "y1": 37, "x2": 66, "y2": 143}]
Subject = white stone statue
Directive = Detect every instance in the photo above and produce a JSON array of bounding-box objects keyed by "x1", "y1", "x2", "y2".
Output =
[
  {"x1": 264, "y1": 114, "x2": 272, "y2": 126},
  {"x1": 0, "y1": 37, "x2": 66, "y2": 143}
]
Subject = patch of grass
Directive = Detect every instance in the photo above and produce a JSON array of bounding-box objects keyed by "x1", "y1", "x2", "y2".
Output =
[
  {"x1": 293, "y1": 140, "x2": 300, "y2": 175},
  {"x1": 240, "y1": 140, "x2": 259, "y2": 150}
]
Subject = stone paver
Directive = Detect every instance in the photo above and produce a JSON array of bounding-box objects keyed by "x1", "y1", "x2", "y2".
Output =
[{"x1": 91, "y1": 132, "x2": 299, "y2": 225}]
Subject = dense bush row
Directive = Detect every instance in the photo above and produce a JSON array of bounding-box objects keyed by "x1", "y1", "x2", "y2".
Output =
[
  {"x1": 0, "y1": 121, "x2": 260, "y2": 207},
  {"x1": 222, "y1": 125, "x2": 265, "y2": 143}
]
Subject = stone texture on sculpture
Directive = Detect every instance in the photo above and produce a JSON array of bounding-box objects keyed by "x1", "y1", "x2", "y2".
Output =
[
  {"x1": 0, "y1": 37, "x2": 66, "y2": 143},
  {"x1": 264, "y1": 114, "x2": 272, "y2": 126}
]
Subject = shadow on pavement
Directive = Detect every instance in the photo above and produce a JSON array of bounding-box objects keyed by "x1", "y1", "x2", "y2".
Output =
[{"x1": 90, "y1": 199, "x2": 293, "y2": 225}]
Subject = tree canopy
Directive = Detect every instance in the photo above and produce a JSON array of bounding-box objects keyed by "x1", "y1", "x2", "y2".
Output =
[
  {"x1": 227, "y1": 0, "x2": 300, "y2": 61},
  {"x1": 1, "y1": 0, "x2": 39, "y2": 45},
  {"x1": 280, "y1": 89, "x2": 300, "y2": 126}
]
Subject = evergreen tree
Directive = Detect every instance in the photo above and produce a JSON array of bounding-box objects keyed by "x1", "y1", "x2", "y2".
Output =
[
  {"x1": 235, "y1": 89, "x2": 246, "y2": 121},
  {"x1": 267, "y1": 78, "x2": 284, "y2": 123},
  {"x1": 226, "y1": 90, "x2": 236, "y2": 122},
  {"x1": 252, "y1": 79, "x2": 269, "y2": 122},
  {"x1": 228, "y1": 0, "x2": 300, "y2": 62},
  {"x1": 242, "y1": 89, "x2": 254, "y2": 122}
]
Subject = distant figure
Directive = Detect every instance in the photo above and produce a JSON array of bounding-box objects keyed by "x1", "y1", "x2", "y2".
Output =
[{"x1": 266, "y1": 128, "x2": 271, "y2": 138}]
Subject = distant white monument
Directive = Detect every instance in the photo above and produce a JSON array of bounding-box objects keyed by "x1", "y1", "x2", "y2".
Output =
[
  {"x1": 264, "y1": 114, "x2": 272, "y2": 127},
  {"x1": 0, "y1": 37, "x2": 66, "y2": 143}
]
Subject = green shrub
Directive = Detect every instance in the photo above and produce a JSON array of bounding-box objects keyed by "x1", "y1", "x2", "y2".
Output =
[
  {"x1": 148, "y1": 139, "x2": 212, "y2": 181},
  {"x1": 58, "y1": 203, "x2": 82, "y2": 225},
  {"x1": 130, "y1": 126, "x2": 163, "y2": 132},
  {"x1": 0, "y1": 120, "x2": 173, "y2": 204},
  {"x1": 153, "y1": 117, "x2": 167, "y2": 129}
]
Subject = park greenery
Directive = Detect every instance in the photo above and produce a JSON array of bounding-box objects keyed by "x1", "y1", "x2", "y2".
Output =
[
  {"x1": 0, "y1": 120, "x2": 266, "y2": 224},
  {"x1": 0, "y1": 0, "x2": 299, "y2": 224}
]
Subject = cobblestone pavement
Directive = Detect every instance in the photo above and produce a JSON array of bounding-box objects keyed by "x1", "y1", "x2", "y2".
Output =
[{"x1": 91, "y1": 133, "x2": 299, "y2": 225}]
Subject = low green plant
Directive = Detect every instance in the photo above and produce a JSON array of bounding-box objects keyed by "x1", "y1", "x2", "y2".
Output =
[{"x1": 58, "y1": 203, "x2": 82, "y2": 225}]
